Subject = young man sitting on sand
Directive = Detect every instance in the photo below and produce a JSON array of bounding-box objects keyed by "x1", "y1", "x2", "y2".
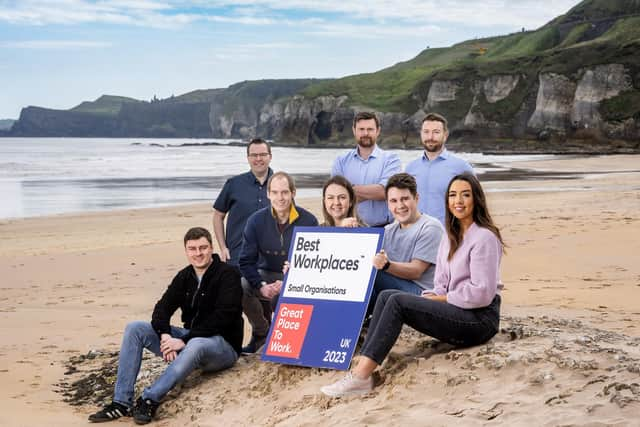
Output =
[{"x1": 89, "y1": 227, "x2": 243, "y2": 424}]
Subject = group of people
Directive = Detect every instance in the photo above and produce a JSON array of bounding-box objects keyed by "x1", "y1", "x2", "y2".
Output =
[{"x1": 89, "y1": 112, "x2": 504, "y2": 424}]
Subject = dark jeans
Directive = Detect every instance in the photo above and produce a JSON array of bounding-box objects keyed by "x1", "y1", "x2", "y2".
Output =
[
  {"x1": 240, "y1": 269, "x2": 283, "y2": 338},
  {"x1": 360, "y1": 289, "x2": 501, "y2": 365},
  {"x1": 367, "y1": 271, "x2": 423, "y2": 315}
]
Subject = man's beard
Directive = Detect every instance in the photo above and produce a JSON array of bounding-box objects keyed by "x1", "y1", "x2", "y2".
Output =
[
  {"x1": 358, "y1": 137, "x2": 375, "y2": 148},
  {"x1": 423, "y1": 140, "x2": 443, "y2": 152}
]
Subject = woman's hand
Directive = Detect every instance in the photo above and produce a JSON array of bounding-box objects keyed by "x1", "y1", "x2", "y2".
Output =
[
  {"x1": 341, "y1": 217, "x2": 359, "y2": 228},
  {"x1": 422, "y1": 290, "x2": 447, "y2": 302}
]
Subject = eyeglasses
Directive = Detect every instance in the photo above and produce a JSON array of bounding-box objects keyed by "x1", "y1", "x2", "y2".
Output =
[{"x1": 248, "y1": 153, "x2": 270, "y2": 159}]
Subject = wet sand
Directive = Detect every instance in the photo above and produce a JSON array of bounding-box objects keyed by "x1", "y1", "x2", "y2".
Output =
[{"x1": 0, "y1": 154, "x2": 639, "y2": 426}]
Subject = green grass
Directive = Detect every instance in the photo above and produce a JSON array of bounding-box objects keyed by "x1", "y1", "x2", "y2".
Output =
[
  {"x1": 558, "y1": 23, "x2": 592, "y2": 47},
  {"x1": 559, "y1": 0, "x2": 640, "y2": 22},
  {"x1": 71, "y1": 95, "x2": 141, "y2": 115},
  {"x1": 595, "y1": 16, "x2": 640, "y2": 43},
  {"x1": 601, "y1": 90, "x2": 640, "y2": 120},
  {"x1": 171, "y1": 89, "x2": 223, "y2": 103},
  {"x1": 482, "y1": 27, "x2": 559, "y2": 59}
]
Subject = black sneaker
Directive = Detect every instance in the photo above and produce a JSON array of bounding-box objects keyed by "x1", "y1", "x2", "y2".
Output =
[
  {"x1": 241, "y1": 334, "x2": 266, "y2": 354},
  {"x1": 88, "y1": 401, "x2": 130, "y2": 423},
  {"x1": 132, "y1": 397, "x2": 160, "y2": 425}
]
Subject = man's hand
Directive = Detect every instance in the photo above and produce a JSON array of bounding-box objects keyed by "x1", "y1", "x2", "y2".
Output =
[
  {"x1": 259, "y1": 280, "x2": 282, "y2": 299},
  {"x1": 219, "y1": 247, "x2": 231, "y2": 262},
  {"x1": 372, "y1": 249, "x2": 388, "y2": 270},
  {"x1": 160, "y1": 334, "x2": 185, "y2": 362}
]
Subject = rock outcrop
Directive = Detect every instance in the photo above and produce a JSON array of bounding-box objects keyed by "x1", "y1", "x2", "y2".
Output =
[{"x1": 528, "y1": 73, "x2": 577, "y2": 133}]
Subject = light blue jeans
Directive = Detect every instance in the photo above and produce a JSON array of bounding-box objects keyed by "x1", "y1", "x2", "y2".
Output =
[{"x1": 113, "y1": 321, "x2": 238, "y2": 406}]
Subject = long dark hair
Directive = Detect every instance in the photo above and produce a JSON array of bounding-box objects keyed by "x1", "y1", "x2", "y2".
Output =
[
  {"x1": 445, "y1": 173, "x2": 505, "y2": 260},
  {"x1": 321, "y1": 176, "x2": 361, "y2": 226}
]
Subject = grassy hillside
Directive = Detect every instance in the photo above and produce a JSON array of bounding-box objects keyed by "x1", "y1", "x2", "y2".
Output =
[
  {"x1": 215, "y1": 79, "x2": 331, "y2": 115},
  {"x1": 301, "y1": 0, "x2": 640, "y2": 113},
  {"x1": 71, "y1": 95, "x2": 141, "y2": 115}
]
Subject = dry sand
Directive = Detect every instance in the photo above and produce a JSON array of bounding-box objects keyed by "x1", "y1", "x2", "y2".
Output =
[{"x1": 0, "y1": 154, "x2": 639, "y2": 426}]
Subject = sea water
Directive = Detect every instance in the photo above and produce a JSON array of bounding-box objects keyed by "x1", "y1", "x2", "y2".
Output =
[{"x1": 0, "y1": 138, "x2": 553, "y2": 219}]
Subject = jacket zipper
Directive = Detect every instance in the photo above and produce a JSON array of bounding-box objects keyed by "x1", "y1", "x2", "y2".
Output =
[{"x1": 190, "y1": 270, "x2": 203, "y2": 328}]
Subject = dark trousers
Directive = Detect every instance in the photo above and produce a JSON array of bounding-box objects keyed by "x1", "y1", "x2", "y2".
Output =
[{"x1": 360, "y1": 289, "x2": 501, "y2": 365}]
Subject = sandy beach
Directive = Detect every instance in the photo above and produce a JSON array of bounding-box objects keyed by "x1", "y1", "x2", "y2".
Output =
[{"x1": 1, "y1": 155, "x2": 639, "y2": 426}]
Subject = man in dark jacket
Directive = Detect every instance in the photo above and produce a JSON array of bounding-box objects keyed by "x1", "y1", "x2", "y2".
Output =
[
  {"x1": 89, "y1": 227, "x2": 243, "y2": 425},
  {"x1": 238, "y1": 171, "x2": 318, "y2": 353}
]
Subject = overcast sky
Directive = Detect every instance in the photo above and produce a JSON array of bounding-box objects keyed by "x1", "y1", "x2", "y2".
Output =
[{"x1": 0, "y1": 0, "x2": 580, "y2": 118}]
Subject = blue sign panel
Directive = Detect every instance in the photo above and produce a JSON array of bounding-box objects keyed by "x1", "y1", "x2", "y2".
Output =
[{"x1": 261, "y1": 226, "x2": 383, "y2": 370}]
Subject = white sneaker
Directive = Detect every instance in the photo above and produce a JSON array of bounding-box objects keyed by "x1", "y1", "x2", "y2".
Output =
[{"x1": 320, "y1": 372, "x2": 373, "y2": 397}]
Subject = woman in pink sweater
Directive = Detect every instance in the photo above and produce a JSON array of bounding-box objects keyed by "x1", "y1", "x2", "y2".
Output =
[{"x1": 321, "y1": 172, "x2": 505, "y2": 397}]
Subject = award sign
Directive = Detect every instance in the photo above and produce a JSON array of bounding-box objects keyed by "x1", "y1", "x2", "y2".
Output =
[{"x1": 261, "y1": 226, "x2": 383, "y2": 370}]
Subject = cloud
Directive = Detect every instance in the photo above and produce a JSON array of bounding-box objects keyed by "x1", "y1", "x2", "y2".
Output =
[
  {"x1": 0, "y1": 0, "x2": 194, "y2": 28},
  {"x1": 0, "y1": 0, "x2": 580, "y2": 30},
  {"x1": 201, "y1": 0, "x2": 579, "y2": 28},
  {"x1": 297, "y1": 21, "x2": 442, "y2": 39},
  {"x1": 0, "y1": 40, "x2": 113, "y2": 49},
  {"x1": 205, "y1": 15, "x2": 275, "y2": 25},
  {"x1": 206, "y1": 41, "x2": 310, "y2": 62}
]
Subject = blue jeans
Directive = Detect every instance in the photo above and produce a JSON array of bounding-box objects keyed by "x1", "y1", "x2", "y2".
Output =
[
  {"x1": 367, "y1": 271, "x2": 423, "y2": 315},
  {"x1": 113, "y1": 321, "x2": 238, "y2": 406},
  {"x1": 361, "y1": 289, "x2": 501, "y2": 365}
]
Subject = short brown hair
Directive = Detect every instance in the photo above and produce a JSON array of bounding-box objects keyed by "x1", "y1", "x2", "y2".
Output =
[
  {"x1": 353, "y1": 111, "x2": 380, "y2": 129},
  {"x1": 385, "y1": 173, "x2": 417, "y2": 198},
  {"x1": 421, "y1": 112, "x2": 448, "y2": 133},
  {"x1": 267, "y1": 171, "x2": 296, "y2": 193},
  {"x1": 246, "y1": 138, "x2": 271, "y2": 156},
  {"x1": 183, "y1": 227, "x2": 212, "y2": 246}
]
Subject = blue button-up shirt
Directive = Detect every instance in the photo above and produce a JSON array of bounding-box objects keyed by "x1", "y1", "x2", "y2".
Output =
[
  {"x1": 213, "y1": 169, "x2": 273, "y2": 266},
  {"x1": 405, "y1": 149, "x2": 474, "y2": 225},
  {"x1": 331, "y1": 145, "x2": 401, "y2": 226}
]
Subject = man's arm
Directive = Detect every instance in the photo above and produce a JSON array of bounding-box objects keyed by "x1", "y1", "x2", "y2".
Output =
[
  {"x1": 353, "y1": 184, "x2": 385, "y2": 202},
  {"x1": 150, "y1": 274, "x2": 183, "y2": 337},
  {"x1": 184, "y1": 268, "x2": 242, "y2": 340},
  {"x1": 212, "y1": 208, "x2": 230, "y2": 262},
  {"x1": 372, "y1": 250, "x2": 430, "y2": 280},
  {"x1": 238, "y1": 216, "x2": 263, "y2": 288},
  {"x1": 355, "y1": 152, "x2": 402, "y2": 202}
]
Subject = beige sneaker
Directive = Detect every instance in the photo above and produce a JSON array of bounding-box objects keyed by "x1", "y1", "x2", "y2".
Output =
[{"x1": 320, "y1": 372, "x2": 373, "y2": 397}]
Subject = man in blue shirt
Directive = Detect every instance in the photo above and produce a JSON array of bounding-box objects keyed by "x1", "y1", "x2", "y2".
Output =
[
  {"x1": 238, "y1": 172, "x2": 318, "y2": 353},
  {"x1": 405, "y1": 113, "x2": 474, "y2": 225},
  {"x1": 213, "y1": 138, "x2": 273, "y2": 267},
  {"x1": 332, "y1": 112, "x2": 401, "y2": 227}
]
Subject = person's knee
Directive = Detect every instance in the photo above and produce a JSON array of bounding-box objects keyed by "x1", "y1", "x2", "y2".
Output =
[
  {"x1": 183, "y1": 337, "x2": 209, "y2": 351},
  {"x1": 378, "y1": 289, "x2": 399, "y2": 304},
  {"x1": 124, "y1": 320, "x2": 150, "y2": 337},
  {"x1": 241, "y1": 278, "x2": 260, "y2": 298}
]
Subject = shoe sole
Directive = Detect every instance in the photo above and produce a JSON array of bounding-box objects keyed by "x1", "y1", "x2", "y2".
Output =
[{"x1": 320, "y1": 386, "x2": 371, "y2": 398}]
